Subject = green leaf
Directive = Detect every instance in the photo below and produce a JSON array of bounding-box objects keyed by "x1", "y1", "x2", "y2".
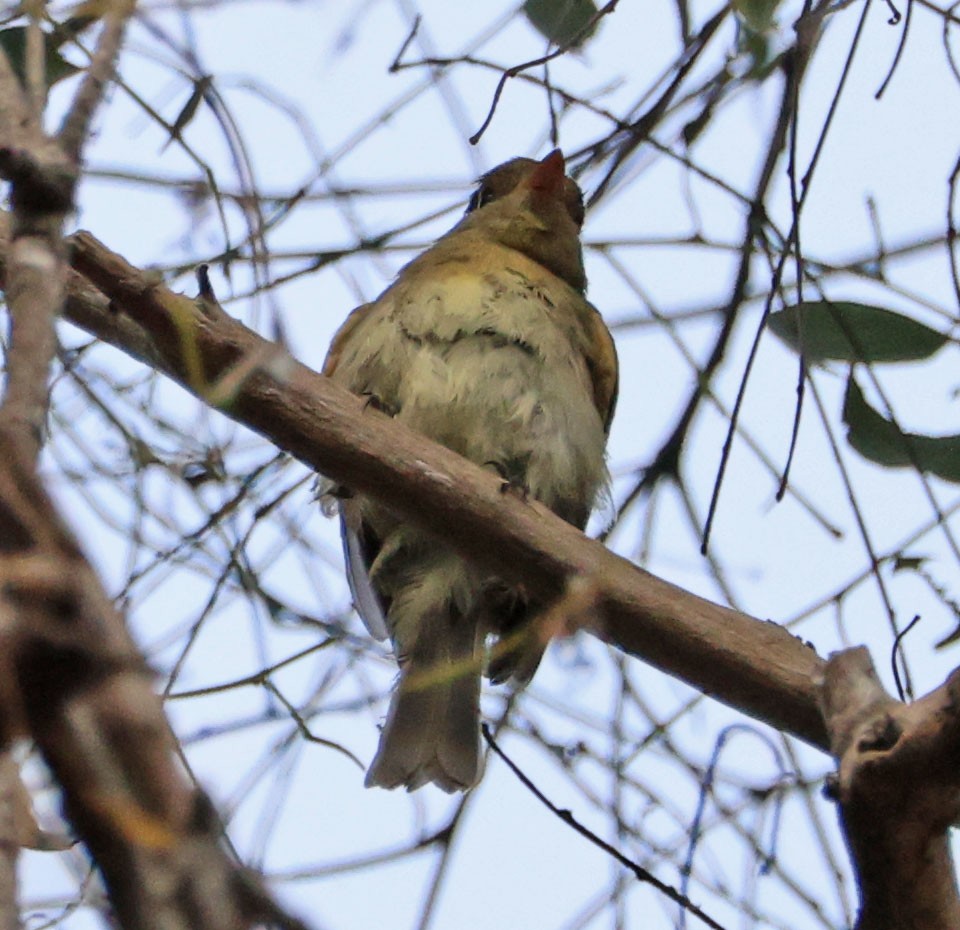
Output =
[
  {"x1": 161, "y1": 75, "x2": 214, "y2": 151},
  {"x1": 733, "y1": 0, "x2": 782, "y2": 32},
  {"x1": 0, "y1": 27, "x2": 77, "y2": 87},
  {"x1": 843, "y1": 376, "x2": 960, "y2": 482},
  {"x1": 768, "y1": 301, "x2": 949, "y2": 364},
  {"x1": 523, "y1": 0, "x2": 600, "y2": 48},
  {"x1": 737, "y1": 26, "x2": 775, "y2": 81}
]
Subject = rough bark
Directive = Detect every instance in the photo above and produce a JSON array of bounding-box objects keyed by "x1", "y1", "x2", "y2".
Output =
[
  {"x1": 820, "y1": 649, "x2": 960, "y2": 930},
  {"x1": 62, "y1": 227, "x2": 829, "y2": 752},
  {"x1": 0, "y1": 11, "x2": 308, "y2": 928}
]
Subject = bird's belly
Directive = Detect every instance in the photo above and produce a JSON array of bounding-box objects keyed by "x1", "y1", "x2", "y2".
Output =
[{"x1": 397, "y1": 336, "x2": 606, "y2": 526}]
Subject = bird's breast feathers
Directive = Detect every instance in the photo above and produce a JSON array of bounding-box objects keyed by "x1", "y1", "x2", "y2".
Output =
[{"x1": 326, "y1": 245, "x2": 611, "y2": 519}]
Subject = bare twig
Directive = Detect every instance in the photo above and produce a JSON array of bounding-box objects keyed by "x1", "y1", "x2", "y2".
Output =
[
  {"x1": 58, "y1": 0, "x2": 135, "y2": 164},
  {"x1": 468, "y1": 0, "x2": 622, "y2": 144},
  {"x1": 0, "y1": 755, "x2": 19, "y2": 930},
  {"x1": 23, "y1": 10, "x2": 45, "y2": 130},
  {"x1": 0, "y1": 10, "x2": 308, "y2": 924},
  {"x1": 482, "y1": 725, "x2": 727, "y2": 930}
]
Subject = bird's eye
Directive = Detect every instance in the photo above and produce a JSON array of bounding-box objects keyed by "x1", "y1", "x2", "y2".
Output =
[{"x1": 466, "y1": 184, "x2": 496, "y2": 214}]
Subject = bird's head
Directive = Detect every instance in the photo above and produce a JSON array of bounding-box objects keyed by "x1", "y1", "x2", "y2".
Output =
[{"x1": 460, "y1": 150, "x2": 587, "y2": 293}]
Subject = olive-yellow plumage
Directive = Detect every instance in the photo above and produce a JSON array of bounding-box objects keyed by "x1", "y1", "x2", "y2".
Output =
[{"x1": 323, "y1": 150, "x2": 617, "y2": 791}]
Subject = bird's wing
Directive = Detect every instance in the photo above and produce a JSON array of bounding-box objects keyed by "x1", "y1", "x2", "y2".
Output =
[
  {"x1": 323, "y1": 301, "x2": 374, "y2": 378},
  {"x1": 582, "y1": 299, "x2": 619, "y2": 435},
  {"x1": 339, "y1": 498, "x2": 389, "y2": 641},
  {"x1": 324, "y1": 301, "x2": 395, "y2": 641}
]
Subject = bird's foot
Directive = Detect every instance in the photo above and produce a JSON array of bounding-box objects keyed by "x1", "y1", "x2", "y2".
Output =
[
  {"x1": 483, "y1": 460, "x2": 530, "y2": 500},
  {"x1": 361, "y1": 392, "x2": 398, "y2": 417}
]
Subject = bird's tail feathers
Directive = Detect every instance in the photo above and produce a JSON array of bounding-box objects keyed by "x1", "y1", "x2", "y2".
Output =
[{"x1": 365, "y1": 605, "x2": 483, "y2": 793}]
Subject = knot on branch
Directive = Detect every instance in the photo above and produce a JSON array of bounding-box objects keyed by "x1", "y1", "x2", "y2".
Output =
[
  {"x1": 819, "y1": 646, "x2": 960, "y2": 929},
  {"x1": 0, "y1": 147, "x2": 76, "y2": 215}
]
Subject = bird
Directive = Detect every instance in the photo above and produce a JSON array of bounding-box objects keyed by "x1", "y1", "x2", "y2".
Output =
[{"x1": 322, "y1": 150, "x2": 618, "y2": 792}]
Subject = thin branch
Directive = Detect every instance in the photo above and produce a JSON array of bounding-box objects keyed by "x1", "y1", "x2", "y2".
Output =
[
  {"x1": 702, "y1": 0, "x2": 870, "y2": 551},
  {"x1": 467, "y1": 0, "x2": 623, "y2": 144},
  {"x1": 0, "y1": 754, "x2": 20, "y2": 930},
  {"x1": 875, "y1": 0, "x2": 912, "y2": 98},
  {"x1": 23, "y1": 11, "x2": 45, "y2": 130},
  {"x1": 586, "y1": 4, "x2": 729, "y2": 206},
  {"x1": 482, "y1": 725, "x2": 727, "y2": 930},
  {"x1": 58, "y1": 1, "x2": 135, "y2": 164}
]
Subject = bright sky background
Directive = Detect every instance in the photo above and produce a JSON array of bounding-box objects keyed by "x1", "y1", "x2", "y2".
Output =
[{"x1": 14, "y1": 1, "x2": 960, "y2": 928}]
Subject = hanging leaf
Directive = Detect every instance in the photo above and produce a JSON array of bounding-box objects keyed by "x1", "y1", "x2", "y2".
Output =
[
  {"x1": 0, "y1": 16, "x2": 97, "y2": 90},
  {"x1": 736, "y1": 26, "x2": 776, "y2": 81},
  {"x1": 843, "y1": 376, "x2": 960, "y2": 482},
  {"x1": 161, "y1": 75, "x2": 214, "y2": 151},
  {"x1": 733, "y1": 0, "x2": 782, "y2": 33},
  {"x1": 523, "y1": 0, "x2": 600, "y2": 48},
  {"x1": 0, "y1": 26, "x2": 78, "y2": 87},
  {"x1": 769, "y1": 301, "x2": 949, "y2": 364}
]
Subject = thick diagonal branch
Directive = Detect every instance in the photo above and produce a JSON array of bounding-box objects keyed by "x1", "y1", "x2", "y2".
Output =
[{"x1": 65, "y1": 228, "x2": 829, "y2": 752}]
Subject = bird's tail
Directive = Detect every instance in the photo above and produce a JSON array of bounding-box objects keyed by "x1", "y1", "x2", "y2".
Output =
[{"x1": 365, "y1": 600, "x2": 483, "y2": 793}]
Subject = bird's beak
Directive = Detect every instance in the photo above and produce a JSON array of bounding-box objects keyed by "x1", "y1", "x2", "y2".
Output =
[{"x1": 528, "y1": 149, "x2": 567, "y2": 195}]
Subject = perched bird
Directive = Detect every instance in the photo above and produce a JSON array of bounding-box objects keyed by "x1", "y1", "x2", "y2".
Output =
[{"x1": 322, "y1": 150, "x2": 618, "y2": 792}]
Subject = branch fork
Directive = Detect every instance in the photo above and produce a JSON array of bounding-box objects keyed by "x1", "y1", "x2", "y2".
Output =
[{"x1": 819, "y1": 648, "x2": 960, "y2": 930}]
